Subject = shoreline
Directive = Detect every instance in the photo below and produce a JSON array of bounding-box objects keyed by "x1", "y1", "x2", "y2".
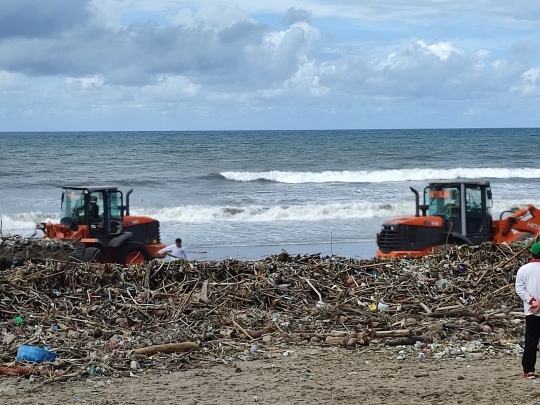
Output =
[{"x1": 183, "y1": 240, "x2": 379, "y2": 262}]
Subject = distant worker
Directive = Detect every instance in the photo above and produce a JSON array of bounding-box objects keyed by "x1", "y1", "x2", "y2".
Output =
[
  {"x1": 158, "y1": 238, "x2": 187, "y2": 260},
  {"x1": 73, "y1": 197, "x2": 98, "y2": 224},
  {"x1": 88, "y1": 196, "x2": 100, "y2": 222},
  {"x1": 515, "y1": 241, "x2": 540, "y2": 379}
]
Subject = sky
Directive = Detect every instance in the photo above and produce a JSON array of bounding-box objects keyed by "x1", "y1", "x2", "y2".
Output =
[{"x1": 1, "y1": 0, "x2": 540, "y2": 131}]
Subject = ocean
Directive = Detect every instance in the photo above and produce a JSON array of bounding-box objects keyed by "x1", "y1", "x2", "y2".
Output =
[{"x1": 1, "y1": 128, "x2": 539, "y2": 261}]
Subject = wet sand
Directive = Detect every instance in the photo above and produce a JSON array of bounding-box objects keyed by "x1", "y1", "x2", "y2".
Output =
[{"x1": 185, "y1": 241, "x2": 378, "y2": 262}]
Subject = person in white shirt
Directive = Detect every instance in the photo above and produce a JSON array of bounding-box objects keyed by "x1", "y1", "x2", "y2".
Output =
[
  {"x1": 158, "y1": 238, "x2": 187, "y2": 259},
  {"x1": 515, "y1": 241, "x2": 540, "y2": 379}
]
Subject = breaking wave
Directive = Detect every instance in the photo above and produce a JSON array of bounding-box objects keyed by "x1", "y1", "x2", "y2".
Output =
[
  {"x1": 133, "y1": 202, "x2": 413, "y2": 223},
  {"x1": 0, "y1": 213, "x2": 59, "y2": 235},
  {"x1": 220, "y1": 168, "x2": 540, "y2": 184},
  {"x1": 2, "y1": 198, "x2": 540, "y2": 232},
  {"x1": 133, "y1": 199, "x2": 540, "y2": 223}
]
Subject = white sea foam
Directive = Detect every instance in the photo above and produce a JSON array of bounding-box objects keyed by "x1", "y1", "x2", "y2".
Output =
[
  {"x1": 0, "y1": 213, "x2": 58, "y2": 236},
  {"x1": 127, "y1": 198, "x2": 540, "y2": 223},
  {"x1": 220, "y1": 168, "x2": 540, "y2": 183},
  {"x1": 2, "y1": 198, "x2": 540, "y2": 231},
  {"x1": 133, "y1": 202, "x2": 414, "y2": 223}
]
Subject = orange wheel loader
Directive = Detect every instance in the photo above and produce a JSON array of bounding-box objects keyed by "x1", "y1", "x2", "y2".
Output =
[
  {"x1": 376, "y1": 180, "x2": 540, "y2": 258},
  {"x1": 36, "y1": 186, "x2": 166, "y2": 264}
]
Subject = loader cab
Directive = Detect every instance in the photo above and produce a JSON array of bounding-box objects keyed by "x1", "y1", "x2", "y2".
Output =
[
  {"x1": 60, "y1": 186, "x2": 125, "y2": 239},
  {"x1": 424, "y1": 180, "x2": 493, "y2": 245}
]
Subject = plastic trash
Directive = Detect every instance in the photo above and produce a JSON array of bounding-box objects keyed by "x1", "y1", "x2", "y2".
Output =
[
  {"x1": 316, "y1": 301, "x2": 326, "y2": 309},
  {"x1": 436, "y1": 279, "x2": 449, "y2": 289},
  {"x1": 14, "y1": 316, "x2": 23, "y2": 325},
  {"x1": 16, "y1": 345, "x2": 58, "y2": 363},
  {"x1": 433, "y1": 351, "x2": 446, "y2": 359},
  {"x1": 377, "y1": 302, "x2": 389, "y2": 311}
]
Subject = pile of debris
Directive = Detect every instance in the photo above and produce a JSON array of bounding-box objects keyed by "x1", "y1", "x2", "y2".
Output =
[
  {"x1": 0, "y1": 237, "x2": 534, "y2": 380},
  {"x1": 0, "y1": 235, "x2": 83, "y2": 265}
]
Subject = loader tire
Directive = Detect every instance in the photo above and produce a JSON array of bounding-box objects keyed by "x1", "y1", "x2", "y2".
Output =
[
  {"x1": 84, "y1": 247, "x2": 105, "y2": 263},
  {"x1": 116, "y1": 242, "x2": 152, "y2": 265},
  {"x1": 0, "y1": 258, "x2": 12, "y2": 271}
]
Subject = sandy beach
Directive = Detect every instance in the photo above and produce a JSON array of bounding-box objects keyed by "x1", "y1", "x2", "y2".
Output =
[
  {"x1": 0, "y1": 237, "x2": 535, "y2": 404},
  {"x1": 0, "y1": 345, "x2": 535, "y2": 405}
]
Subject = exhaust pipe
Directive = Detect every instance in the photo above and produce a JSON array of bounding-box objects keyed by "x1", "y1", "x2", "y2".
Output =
[
  {"x1": 410, "y1": 187, "x2": 420, "y2": 217},
  {"x1": 126, "y1": 189, "x2": 133, "y2": 216}
]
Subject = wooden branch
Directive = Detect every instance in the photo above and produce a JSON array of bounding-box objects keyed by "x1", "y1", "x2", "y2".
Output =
[
  {"x1": 427, "y1": 310, "x2": 474, "y2": 318},
  {"x1": 301, "y1": 277, "x2": 323, "y2": 303},
  {"x1": 477, "y1": 243, "x2": 530, "y2": 282},
  {"x1": 374, "y1": 329, "x2": 412, "y2": 338},
  {"x1": 232, "y1": 314, "x2": 255, "y2": 340}
]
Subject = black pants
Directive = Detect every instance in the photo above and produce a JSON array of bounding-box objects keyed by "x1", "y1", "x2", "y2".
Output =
[{"x1": 523, "y1": 315, "x2": 540, "y2": 373}]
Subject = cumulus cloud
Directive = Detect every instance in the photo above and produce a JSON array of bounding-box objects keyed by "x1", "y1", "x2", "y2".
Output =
[
  {"x1": 142, "y1": 75, "x2": 200, "y2": 101},
  {"x1": 0, "y1": 0, "x2": 91, "y2": 39},
  {"x1": 0, "y1": 0, "x2": 539, "y2": 130},
  {"x1": 65, "y1": 75, "x2": 105, "y2": 91},
  {"x1": 169, "y1": 5, "x2": 252, "y2": 29},
  {"x1": 0, "y1": 70, "x2": 24, "y2": 91},
  {"x1": 523, "y1": 68, "x2": 540, "y2": 83},
  {"x1": 416, "y1": 41, "x2": 465, "y2": 61},
  {"x1": 511, "y1": 67, "x2": 540, "y2": 95},
  {"x1": 282, "y1": 7, "x2": 312, "y2": 25}
]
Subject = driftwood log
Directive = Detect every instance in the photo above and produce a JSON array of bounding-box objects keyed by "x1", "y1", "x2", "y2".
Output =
[{"x1": 132, "y1": 342, "x2": 200, "y2": 356}]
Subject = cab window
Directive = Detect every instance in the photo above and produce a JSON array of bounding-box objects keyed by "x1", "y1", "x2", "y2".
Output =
[
  {"x1": 425, "y1": 187, "x2": 460, "y2": 217},
  {"x1": 109, "y1": 191, "x2": 122, "y2": 220}
]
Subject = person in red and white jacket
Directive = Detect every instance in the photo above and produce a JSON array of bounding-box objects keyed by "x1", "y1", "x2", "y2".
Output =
[{"x1": 515, "y1": 241, "x2": 540, "y2": 379}]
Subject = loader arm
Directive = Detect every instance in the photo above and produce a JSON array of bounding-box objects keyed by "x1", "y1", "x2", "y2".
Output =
[
  {"x1": 42, "y1": 222, "x2": 88, "y2": 240},
  {"x1": 492, "y1": 205, "x2": 540, "y2": 243}
]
